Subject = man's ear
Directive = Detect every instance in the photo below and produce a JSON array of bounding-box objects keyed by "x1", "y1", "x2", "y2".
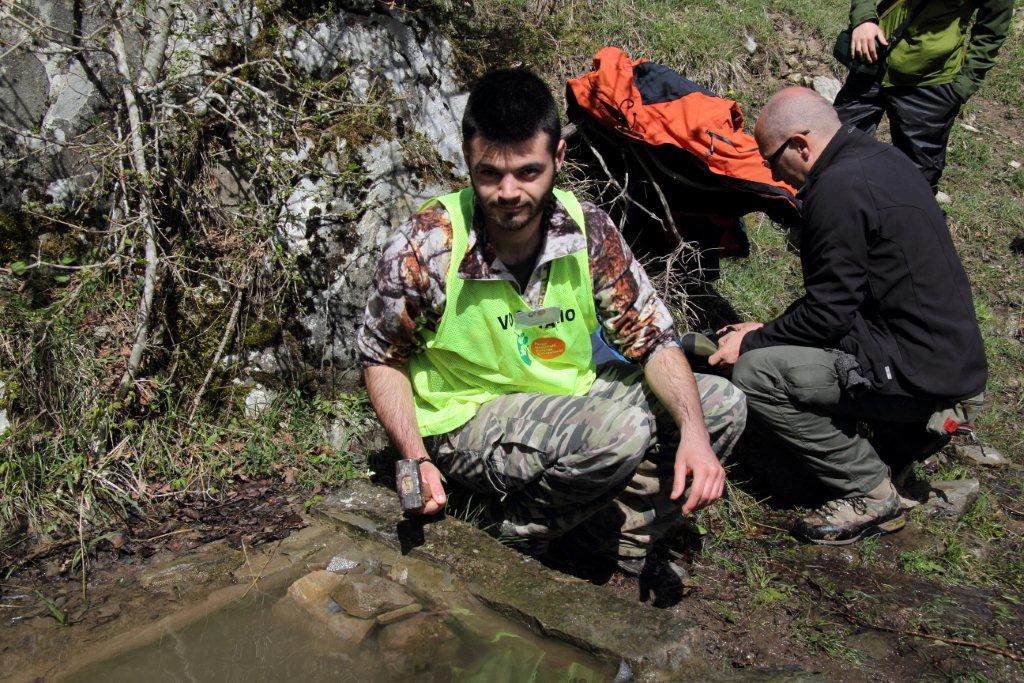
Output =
[
  {"x1": 792, "y1": 134, "x2": 812, "y2": 161},
  {"x1": 554, "y1": 138, "x2": 567, "y2": 171}
]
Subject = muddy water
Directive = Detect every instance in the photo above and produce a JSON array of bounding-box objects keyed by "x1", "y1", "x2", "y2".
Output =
[{"x1": 63, "y1": 583, "x2": 614, "y2": 683}]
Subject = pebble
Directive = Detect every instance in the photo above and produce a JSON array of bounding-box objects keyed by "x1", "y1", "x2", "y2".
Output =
[
  {"x1": 327, "y1": 555, "x2": 361, "y2": 574},
  {"x1": 935, "y1": 191, "x2": 951, "y2": 204},
  {"x1": 812, "y1": 75, "x2": 843, "y2": 104},
  {"x1": 744, "y1": 34, "x2": 757, "y2": 54},
  {"x1": 387, "y1": 563, "x2": 409, "y2": 586},
  {"x1": 1010, "y1": 160, "x2": 1021, "y2": 170},
  {"x1": 961, "y1": 123, "x2": 980, "y2": 133}
]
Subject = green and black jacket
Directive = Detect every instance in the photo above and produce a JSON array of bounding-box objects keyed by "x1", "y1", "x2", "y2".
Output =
[{"x1": 849, "y1": 0, "x2": 1014, "y2": 100}]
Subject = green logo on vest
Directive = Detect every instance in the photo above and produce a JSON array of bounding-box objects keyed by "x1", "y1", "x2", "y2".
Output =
[{"x1": 516, "y1": 331, "x2": 533, "y2": 365}]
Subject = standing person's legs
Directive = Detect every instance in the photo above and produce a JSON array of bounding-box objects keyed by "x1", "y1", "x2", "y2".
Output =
[
  {"x1": 885, "y1": 83, "x2": 962, "y2": 192},
  {"x1": 833, "y1": 73, "x2": 887, "y2": 134},
  {"x1": 579, "y1": 363, "x2": 747, "y2": 561}
]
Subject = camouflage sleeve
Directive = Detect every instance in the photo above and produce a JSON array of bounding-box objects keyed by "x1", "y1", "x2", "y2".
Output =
[
  {"x1": 583, "y1": 203, "x2": 677, "y2": 363},
  {"x1": 357, "y1": 206, "x2": 451, "y2": 368}
]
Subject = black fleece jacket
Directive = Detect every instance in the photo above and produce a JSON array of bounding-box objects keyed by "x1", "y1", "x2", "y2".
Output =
[{"x1": 740, "y1": 125, "x2": 987, "y2": 400}]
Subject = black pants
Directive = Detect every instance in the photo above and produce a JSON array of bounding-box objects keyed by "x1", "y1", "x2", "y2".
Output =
[{"x1": 834, "y1": 74, "x2": 962, "y2": 192}]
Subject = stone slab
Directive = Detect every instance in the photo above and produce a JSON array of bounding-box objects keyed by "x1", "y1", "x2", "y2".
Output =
[
  {"x1": 954, "y1": 443, "x2": 1010, "y2": 468},
  {"x1": 329, "y1": 574, "x2": 414, "y2": 618},
  {"x1": 925, "y1": 479, "x2": 980, "y2": 520},
  {"x1": 314, "y1": 480, "x2": 708, "y2": 678}
]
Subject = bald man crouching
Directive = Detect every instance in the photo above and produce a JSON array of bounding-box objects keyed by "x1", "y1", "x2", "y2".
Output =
[{"x1": 709, "y1": 87, "x2": 987, "y2": 545}]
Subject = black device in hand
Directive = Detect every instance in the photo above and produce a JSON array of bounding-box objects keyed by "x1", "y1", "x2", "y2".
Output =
[{"x1": 832, "y1": 30, "x2": 887, "y2": 77}]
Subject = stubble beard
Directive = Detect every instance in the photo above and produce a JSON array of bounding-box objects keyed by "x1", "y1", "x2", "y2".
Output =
[{"x1": 478, "y1": 182, "x2": 555, "y2": 233}]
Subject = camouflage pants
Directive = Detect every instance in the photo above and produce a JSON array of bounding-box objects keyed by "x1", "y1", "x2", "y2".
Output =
[{"x1": 429, "y1": 363, "x2": 747, "y2": 559}]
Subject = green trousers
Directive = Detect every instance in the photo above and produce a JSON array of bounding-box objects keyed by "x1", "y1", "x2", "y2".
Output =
[
  {"x1": 731, "y1": 346, "x2": 935, "y2": 499},
  {"x1": 428, "y1": 363, "x2": 747, "y2": 559}
]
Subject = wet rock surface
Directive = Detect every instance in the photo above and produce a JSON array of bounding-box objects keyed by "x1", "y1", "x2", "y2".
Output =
[
  {"x1": 329, "y1": 574, "x2": 415, "y2": 618},
  {"x1": 315, "y1": 480, "x2": 711, "y2": 677},
  {"x1": 139, "y1": 540, "x2": 243, "y2": 593}
]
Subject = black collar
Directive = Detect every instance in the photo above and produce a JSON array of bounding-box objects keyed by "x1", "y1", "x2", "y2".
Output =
[{"x1": 799, "y1": 125, "x2": 859, "y2": 197}]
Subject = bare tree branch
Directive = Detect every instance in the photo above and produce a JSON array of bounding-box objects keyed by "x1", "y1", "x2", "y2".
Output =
[
  {"x1": 189, "y1": 268, "x2": 252, "y2": 421},
  {"x1": 140, "y1": 0, "x2": 175, "y2": 89},
  {"x1": 110, "y1": 5, "x2": 159, "y2": 404}
]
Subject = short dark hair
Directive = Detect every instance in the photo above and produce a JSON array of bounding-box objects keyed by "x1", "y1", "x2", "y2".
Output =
[{"x1": 462, "y1": 69, "x2": 561, "y2": 156}]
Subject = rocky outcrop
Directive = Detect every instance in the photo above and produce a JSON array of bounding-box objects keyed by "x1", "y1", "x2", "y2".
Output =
[
  {"x1": 0, "y1": 1, "x2": 125, "y2": 211},
  {"x1": 2, "y1": 1, "x2": 467, "y2": 378},
  {"x1": 273, "y1": 10, "x2": 467, "y2": 367}
]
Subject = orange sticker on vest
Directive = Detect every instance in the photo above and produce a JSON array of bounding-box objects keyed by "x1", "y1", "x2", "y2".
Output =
[{"x1": 530, "y1": 337, "x2": 566, "y2": 360}]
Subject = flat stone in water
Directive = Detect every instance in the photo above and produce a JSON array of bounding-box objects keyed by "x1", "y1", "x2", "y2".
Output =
[
  {"x1": 378, "y1": 614, "x2": 458, "y2": 673},
  {"x1": 330, "y1": 575, "x2": 415, "y2": 619},
  {"x1": 926, "y1": 479, "x2": 980, "y2": 519},
  {"x1": 284, "y1": 571, "x2": 378, "y2": 649}
]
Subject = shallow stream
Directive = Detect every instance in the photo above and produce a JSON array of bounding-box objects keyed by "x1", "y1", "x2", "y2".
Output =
[{"x1": 63, "y1": 583, "x2": 614, "y2": 682}]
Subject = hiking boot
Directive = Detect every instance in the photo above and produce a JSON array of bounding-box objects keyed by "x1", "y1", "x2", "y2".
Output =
[
  {"x1": 496, "y1": 519, "x2": 550, "y2": 556},
  {"x1": 792, "y1": 479, "x2": 905, "y2": 546}
]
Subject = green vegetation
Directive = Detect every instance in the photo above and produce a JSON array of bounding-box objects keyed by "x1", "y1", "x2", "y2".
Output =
[{"x1": 2, "y1": 0, "x2": 1022, "y2": 674}]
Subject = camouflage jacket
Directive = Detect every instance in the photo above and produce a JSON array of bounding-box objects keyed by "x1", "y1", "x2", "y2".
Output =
[{"x1": 357, "y1": 193, "x2": 676, "y2": 368}]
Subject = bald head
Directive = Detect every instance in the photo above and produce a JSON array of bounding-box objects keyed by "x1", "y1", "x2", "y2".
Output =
[
  {"x1": 755, "y1": 87, "x2": 841, "y2": 151},
  {"x1": 753, "y1": 87, "x2": 842, "y2": 186}
]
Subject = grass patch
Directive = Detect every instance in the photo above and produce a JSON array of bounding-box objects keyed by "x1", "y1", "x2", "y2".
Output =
[
  {"x1": 797, "y1": 618, "x2": 864, "y2": 665},
  {"x1": 0, "y1": 271, "x2": 373, "y2": 544}
]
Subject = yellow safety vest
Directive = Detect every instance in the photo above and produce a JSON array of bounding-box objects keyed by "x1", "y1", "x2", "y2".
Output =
[{"x1": 409, "y1": 188, "x2": 598, "y2": 436}]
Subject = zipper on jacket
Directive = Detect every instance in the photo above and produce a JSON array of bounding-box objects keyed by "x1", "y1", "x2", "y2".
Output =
[{"x1": 706, "y1": 130, "x2": 738, "y2": 157}]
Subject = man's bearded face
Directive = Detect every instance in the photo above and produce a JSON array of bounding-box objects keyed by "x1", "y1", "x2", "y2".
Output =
[{"x1": 465, "y1": 132, "x2": 564, "y2": 234}]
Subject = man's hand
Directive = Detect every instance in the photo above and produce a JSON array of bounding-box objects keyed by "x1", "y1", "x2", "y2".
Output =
[
  {"x1": 708, "y1": 321, "x2": 763, "y2": 367},
  {"x1": 410, "y1": 460, "x2": 447, "y2": 515},
  {"x1": 641, "y1": 345, "x2": 725, "y2": 514},
  {"x1": 365, "y1": 365, "x2": 448, "y2": 514},
  {"x1": 670, "y1": 440, "x2": 726, "y2": 514},
  {"x1": 851, "y1": 21, "x2": 888, "y2": 63}
]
